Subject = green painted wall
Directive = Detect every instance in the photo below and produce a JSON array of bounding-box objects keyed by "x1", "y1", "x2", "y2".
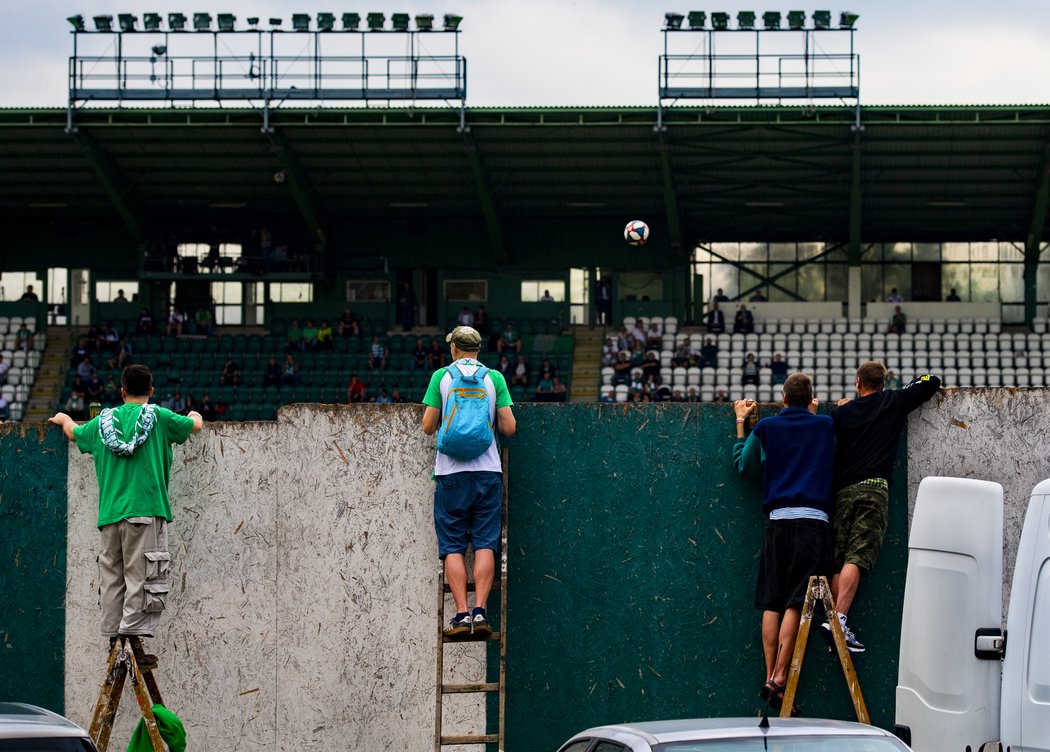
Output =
[
  {"x1": 0, "y1": 424, "x2": 68, "y2": 712},
  {"x1": 503, "y1": 403, "x2": 907, "y2": 751}
]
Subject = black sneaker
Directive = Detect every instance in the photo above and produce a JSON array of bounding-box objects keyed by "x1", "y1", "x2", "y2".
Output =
[
  {"x1": 443, "y1": 613, "x2": 472, "y2": 640},
  {"x1": 470, "y1": 612, "x2": 492, "y2": 638}
]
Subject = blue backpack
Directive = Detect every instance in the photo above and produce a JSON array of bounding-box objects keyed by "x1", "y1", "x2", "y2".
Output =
[{"x1": 437, "y1": 362, "x2": 494, "y2": 461}]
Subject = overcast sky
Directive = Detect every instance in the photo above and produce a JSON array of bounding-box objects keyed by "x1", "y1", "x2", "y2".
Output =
[{"x1": 3, "y1": 0, "x2": 1050, "y2": 108}]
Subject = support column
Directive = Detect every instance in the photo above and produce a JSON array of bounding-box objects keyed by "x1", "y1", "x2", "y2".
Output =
[{"x1": 1024, "y1": 153, "x2": 1050, "y2": 326}]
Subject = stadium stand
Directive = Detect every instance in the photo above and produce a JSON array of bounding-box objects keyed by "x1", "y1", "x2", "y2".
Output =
[{"x1": 0, "y1": 316, "x2": 45, "y2": 421}]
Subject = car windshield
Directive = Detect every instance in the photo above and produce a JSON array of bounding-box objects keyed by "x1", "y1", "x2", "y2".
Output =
[
  {"x1": 0, "y1": 739, "x2": 95, "y2": 752},
  {"x1": 655, "y1": 737, "x2": 906, "y2": 752}
]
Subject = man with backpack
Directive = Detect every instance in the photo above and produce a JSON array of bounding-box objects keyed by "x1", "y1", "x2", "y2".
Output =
[{"x1": 421, "y1": 326, "x2": 517, "y2": 639}]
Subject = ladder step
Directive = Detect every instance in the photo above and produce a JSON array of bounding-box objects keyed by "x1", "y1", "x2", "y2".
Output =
[
  {"x1": 442, "y1": 682, "x2": 500, "y2": 694},
  {"x1": 442, "y1": 582, "x2": 501, "y2": 593},
  {"x1": 441, "y1": 734, "x2": 500, "y2": 745},
  {"x1": 442, "y1": 631, "x2": 500, "y2": 644}
]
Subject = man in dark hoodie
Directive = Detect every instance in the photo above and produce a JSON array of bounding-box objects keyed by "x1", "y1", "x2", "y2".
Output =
[{"x1": 733, "y1": 372, "x2": 834, "y2": 713}]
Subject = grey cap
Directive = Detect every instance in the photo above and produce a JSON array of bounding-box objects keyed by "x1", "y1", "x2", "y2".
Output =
[{"x1": 445, "y1": 326, "x2": 482, "y2": 350}]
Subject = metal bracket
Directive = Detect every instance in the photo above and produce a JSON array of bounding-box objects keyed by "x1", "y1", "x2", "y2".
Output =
[{"x1": 974, "y1": 627, "x2": 1005, "y2": 660}]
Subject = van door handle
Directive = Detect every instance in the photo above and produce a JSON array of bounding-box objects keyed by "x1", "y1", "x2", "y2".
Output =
[{"x1": 974, "y1": 627, "x2": 1005, "y2": 660}]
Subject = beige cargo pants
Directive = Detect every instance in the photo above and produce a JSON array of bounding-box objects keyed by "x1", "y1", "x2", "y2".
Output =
[{"x1": 98, "y1": 516, "x2": 170, "y2": 638}]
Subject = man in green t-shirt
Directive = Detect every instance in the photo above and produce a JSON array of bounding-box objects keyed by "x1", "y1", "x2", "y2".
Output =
[
  {"x1": 49, "y1": 364, "x2": 203, "y2": 643},
  {"x1": 421, "y1": 327, "x2": 516, "y2": 639}
]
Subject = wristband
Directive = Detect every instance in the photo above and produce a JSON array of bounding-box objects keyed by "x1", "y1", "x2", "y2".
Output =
[{"x1": 736, "y1": 418, "x2": 745, "y2": 423}]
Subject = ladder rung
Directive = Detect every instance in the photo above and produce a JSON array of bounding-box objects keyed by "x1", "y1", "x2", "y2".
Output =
[
  {"x1": 442, "y1": 682, "x2": 500, "y2": 694},
  {"x1": 442, "y1": 631, "x2": 500, "y2": 643},
  {"x1": 441, "y1": 734, "x2": 500, "y2": 745},
  {"x1": 442, "y1": 581, "x2": 501, "y2": 593}
]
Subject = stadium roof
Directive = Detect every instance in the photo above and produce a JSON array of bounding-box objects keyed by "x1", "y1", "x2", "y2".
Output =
[{"x1": 1, "y1": 104, "x2": 1048, "y2": 248}]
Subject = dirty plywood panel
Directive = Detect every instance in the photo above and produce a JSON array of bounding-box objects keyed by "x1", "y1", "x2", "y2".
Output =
[
  {"x1": 0, "y1": 423, "x2": 67, "y2": 711},
  {"x1": 65, "y1": 423, "x2": 280, "y2": 752},
  {"x1": 908, "y1": 388, "x2": 1050, "y2": 618}
]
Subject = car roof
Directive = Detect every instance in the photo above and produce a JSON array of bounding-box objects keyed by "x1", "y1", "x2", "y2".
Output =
[
  {"x1": 568, "y1": 717, "x2": 899, "y2": 746},
  {"x1": 0, "y1": 703, "x2": 92, "y2": 739}
]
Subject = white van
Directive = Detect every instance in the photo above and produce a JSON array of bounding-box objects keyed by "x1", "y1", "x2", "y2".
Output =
[{"x1": 895, "y1": 476, "x2": 1050, "y2": 752}]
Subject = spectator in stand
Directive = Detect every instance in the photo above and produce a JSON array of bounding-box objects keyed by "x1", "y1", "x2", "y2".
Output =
[
  {"x1": 71, "y1": 338, "x2": 90, "y2": 368},
  {"x1": 630, "y1": 340, "x2": 645, "y2": 367},
  {"x1": 673, "y1": 336, "x2": 695, "y2": 368},
  {"x1": 0, "y1": 395, "x2": 9, "y2": 421},
  {"x1": 612, "y1": 351, "x2": 632, "y2": 386},
  {"x1": 85, "y1": 324, "x2": 101, "y2": 351},
  {"x1": 390, "y1": 388, "x2": 406, "y2": 404},
  {"x1": 167, "y1": 307, "x2": 186, "y2": 336},
  {"x1": 714, "y1": 389, "x2": 729, "y2": 404},
  {"x1": 534, "y1": 371, "x2": 554, "y2": 402},
  {"x1": 672, "y1": 387, "x2": 686, "y2": 402},
  {"x1": 629, "y1": 320, "x2": 647, "y2": 347},
  {"x1": 474, "y1": 305, "x2": 490, "y2": 337},
  {"x1": 945, "y1": 288, "x2": 962, "y2": 302},
  {"x1": 742, "y1": 353, "x2": 760, "y2": 385},
  {"x1": 497, "y1": 323, "x2": 522, "y2": 354},
  {"x1": 220, "y1": 358, "x2": 241, "y2": 387},
  {"x1": 286, "y1": 319, "x2": 304, "y2": 352},
  {"x1": 397, "y1": 281, "x2": 417, "y2": 332},
  {"x1": 263, "y1": 357, "x2": 282, "y2": 387},
  {"x1": 171, "y1": 389, "x2": 186, "y2": 414},
  {"x1": 301, "y1": 320, "x2": 319, "y2": 351},
  {"x1": 199, "y1": 394, "x2": 218, "y2": 421},
  {"x1": 886, "y1": 288, "x2": 904, "y2": 303},
  {"x1": 885, "y1": 370, "x2": 901, "y2": 390},
  {"x1": 109, "y1": 338, "x2": 133, "y2": 370},
  {"x1": 700, "y1": 337, "x2": 719, "y2": 369},
  {"x1": 457, "y1": 307, "x2": 475, "y2": 327},
  {"x1": 77, "y1": 355, "x2": 95, "y2": 381},
  {"x1": 550, "y1": 376, "x2": 567, "y2": 402},
  {"x1": 540, "y1": 289, "x2": 555, "y2": 302},
  {"x1": 281, "y1": 354, "x2": 299, "y2": 387},
  {"x1": 368, "y1": 336, "x2": 388, "y2": 370},
  {"x1": 645, "y1": 374, "x2": 663, "y2": 397},
  {"x1": 713, "y1": 288, "x2": 730, "y2": 304},
  {"x1": 183, "y1": 394, "x2": 197, "y2": 417},
  {"x1": 539, "y1": 357, "x2": 557, "y2": 379},
  {"x1": 214, "y1": 396, "x2": 230, "y2": 419},
  {"x1": 113, "y1": 289, "x2": 129, "y2": 303},
  {"x1": 512, "y1": 355, "x2": 530, "y2": 387},
  {"x1": 0, "y1": 354, "x2": 8, "y2": 384},
  {"x1": 16, "y1": 323, "x2": 33, "y2": 352},
  {"x1": 599, "y1": 389, "x2": 615, "y2": 404},
  {"x1": 87, "y1": 370, "x2": 104, "y2": 404},
  {"x1": 602, "y1": 336, "x2": 619, "y2": 367},
  {"x1": 749, "y1": 289, "x2": 768, "y2": 302},
  {"x1": 497, "y1": 354, "x2": 514, "y2": 381},
  {"x1": 19, "y1": 285, "x2": 39, "y2": 302},
  {"x1": 596, "y1": 277, "x2": 613, "y2": 326},
  {"x1": 317, "y1": 320, "x2": 334, "y2": 351},
  {"x1": 411, "y1": 338, "x2": 429, "y2": 371},
  {"x1": 734, "y1": 305, "x2": 755, "y2": 335},
  {"x1": 375, "y1": 388, "x2": 393, "y2": 404},
  {"x1": 615, "y1": 326, "x2": 630, "y2": 353},
  {"x1": 160, "y1": 392, "x2": 176, "y2": 411},
  {"x1": 102, "y1": 372, "x2": 120, "y2": 404},
  {"x1": 97, "y1": 322, "x2": 118, "y2": 354},
  {"x1": 346, "y1": 374, "x2": 366, "y2": 403},
  {"x1": 888, "y1": 305, "x2": 907, "y2": 334},
  {"x1": 67, "y1": 376, "x2": 88, "y2": 419},
  {"x1": 338, "y1": 308, "x2": 360, "y2": 337},
  {"x1": 687, "y1": 386, "x2": 701, "y2": 402},
  {"x1": 194, "y1": 306, "x2": 214, "y2": 337},
  {"x1": 136, "y1": 308, "x2": 153, "y2": 335},
  {"x1": 645, "y1": 321, "x2": 662, "y2": 349},
  {"x1": 428, "y1": 340, "x2": 446, "y2": 370},
  {"x1": 707, "y1": 302, "x2": 726, "y2": 334},
  {"x1": 770, "y1": 353, "x2": 789, "y2": 386},
  {"x1": 629, "y1": 370, "x2": 646, "y2": 400},
  {"x1": 640, "y1": 352, "x2": 660, "y2": 382}
]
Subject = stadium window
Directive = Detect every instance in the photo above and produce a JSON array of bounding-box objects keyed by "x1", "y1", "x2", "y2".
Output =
[
  {"x1": 970, "y1": 264, "x2": 1000, "y2": 301},
  {"x1": 269, "y1": 283, "x2": 314, "y2": 303},
  {"x1": 618, "y1": 272, "x2": 663, "y2": 302},
  {"x1": 0, "y1": 271, "x2": 42, "y2": 302},
  {"x1": 95, "y1": 280, "x2": 139, "y2": 302},
  {"x1": 520, "y1": 281, "x2": 565, "y2": 303},
  {"x1": 211, "y1": 281, "x2": 243, "y2": 325},
  {"x1": 176, "y1": 242, "x2": 242, "y2": 273},
  {"x1": 443, "y1": 280, "x2": 487, "y2": 303},
  {"x1": 943, "y1": 264, "x2": 970, "y2": 300},
  {"x1": 970, "y1": 242, "x2": 999, "y2": 262},
  {"x1": 913, "y1": 243, "x2": 940, "y2": 262},
  {"x1": 568, "y1": 269, "x2": 588, "y2": 325},
  {"x1": 345, "y1": 280, "x2": 390, "y2": 303}
]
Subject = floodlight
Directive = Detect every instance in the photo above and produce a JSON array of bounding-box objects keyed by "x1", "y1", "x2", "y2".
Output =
[
  {"x1": 392, "y1": 13, "x2": 410, "y2": 31},
  {"x1": 193, "y1": 13, "x2": 212, "y2": 31},
  {"x1": 151, "y1": 45, "x2": 167, "y2": 56},
  {"x1": 762, "y1": 11, "x2": 781, "y2": 29},
  {"x1": 443, "y1": 14, "x2": 462, "y2": 30},
  {"x1": 786, "y1": 10, "x2": 805, "y2": 29},
  {"x1": 269, "y1": 18, "x2": 283, "y2": 27},
  {"x1": 317, "y1": 12, "x2": 335, "y2": 31},
  {"x1": 737, "y1": 11, "x2": 755, "y2": 29},
  {"x1": 217, "y1": 14, "x2": 236, "y2": 31},
  {"x1": 143, "y1": 13, "x2": 162, "y2": 31},
  {"x1": 247, "y1": 16, "x2": 260, "y2": 27},
  {"x1": 665, "y1": 13, "x2": 685, "y2": 30},
  {"x1": 168, "y1": 12, "x2": 187, "y2": 30},
  {"x1": 118, "y1": 14, "x2": 138, "y2": 32},
  {"x1": 342, "y1": 12, "x2": 361, "y2": 29},
  {"x1": 710, "y1": 12, "x2": 729, "y2": 30},
  {"x1": 67, "y1": 14, "x2": 85, "y2": 31},
  {"x1": 292, "y1": 14, "x2": 310, "y2": 31},
  {"x1": 93, "y1": 15, "x2": 113, "y2": 32},
  {"x1": 415, "y1": 13, "x2": 434, "y2": 30},
  {"x1": 813, "y1": 10, "x2": 831, "y2": 29},
  {"x1": 839, "y1": 11, "x2": 859, "y2": 28},
  {"x1": 687, "y1": 11, "x2": 706, "y2": 28},
  {"x1": 367, "y1": 13, "x2": 385, "y2": 30}
]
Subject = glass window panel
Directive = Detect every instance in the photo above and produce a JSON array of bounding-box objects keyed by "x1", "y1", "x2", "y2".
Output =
[
  {"x1": 694, "y1": 247, "x2": 715, "y2": 264},
  {"x1": 884, "y1": 242, "x2": 912, "y2": 260},
  {"x1": 95, "y1": 281, "x2": 139, "y2": 302},
  {"x1": 824, "y1": 244, "x2": 849, "y2": 262},
  {"x1": 711, "y1": 242, "x2": 740, "y2": 261},
  {"x1": 942, "y1": 264, "x2": 970, "y2": 301},
  {"x1": 739, "y1": 242, "x2": 766, "y2": 261},
  {"x1": 211, "y1": 281, "x2": 242, "y2": 304},
  {"x1": 709, "y1": 265, "x2": 736, "y2": 300},
  {"x1": 826, "y1": 263, "x2": 847, "y2": 301},
  {"x1": 443, "y1": 280, "x2": 486, "y2": 302},
  {"x1": 861, "y1": 243, "x2": 881, "y2": 261},
  {"x1": 1001, "y1": 304, "x2": 1025, "y2": 325},
  {"x1": 269, "y1": 282, "x2": 313, "y2": 303},
  {"x1": 798, "y1": 242, "x2": 826, "y2": 261},
  {"x1": 1038, "y1": 262, "x2": 1050, "y2": 304},
  {"x1": 861, "y1": 265, "x2": 883, "y2": 302},
  {"x1": 346, "y1": 280, "x2": 390, "y2": 302},
  {"x1": 913, "y1": 243, "x2": 940, "y2": 261},
  {"x1": 739, "y1": 264, "x2": 768, "y2": 297},
  {"x1": 999, "y1": 263, "x2": 1023, "y2": 303},
  {"x1": 521, "y1": 280, "x2": 566, "y2": 302},
  {"x1": 970, "y1": 263, "x2": 1000, "y2": 301},
  {"x1": 942, "y1": 242, "x2": 969, "y2": 261},
  {"x1": 0, "y1": 271, "x2": 42, "y2": 301},
  {"x1": 970, "y1": 242, "x2": 998, "y2": 261},
  {"x1": 618, "y1": 272, "x2": 663, "y2": 301},
  {"x1": 999, "y1": 241, "x2": 1024, "y2": 261},
  {"x1": 570, "y1": 269, "x2": 588, "y2": 305},
  {"x1": 882, "y1": 265, "x2": 911, "y2": 300},
  {"x1": 797, "y1": 263, "x2": 825, "y2": 300},
  {"x1": 769, "y1": 243, "x2": 796, "y2": 261},
  {"x1": 768, "y1": 264, "x2": 797, "y2": 301}
]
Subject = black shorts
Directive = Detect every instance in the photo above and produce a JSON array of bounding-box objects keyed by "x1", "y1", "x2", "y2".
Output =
[{"x1": 755, "y1": 518, "x2": 832, "y2": 612}]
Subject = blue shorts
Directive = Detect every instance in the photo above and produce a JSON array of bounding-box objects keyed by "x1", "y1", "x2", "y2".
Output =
[{"x1": 434, "y1": 471, "x2": 502, "y2": 559}]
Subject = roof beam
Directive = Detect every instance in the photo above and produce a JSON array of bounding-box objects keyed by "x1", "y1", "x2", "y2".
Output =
[
  {"x1": 1023, "y1": 146, "x2": 1050, "y2": 324},
  {"x1": 461, "y1": 129, "x2": 508, "y2": 264},
  {"x1": 67, "y1": 128, "x2": 148, "y2": 246},
  {"x1": 264, "y1": 127, "x2": 327, "y2": 248},
  {"x1": 657, "y1": 133, "x2": 683, "y2": 251}
]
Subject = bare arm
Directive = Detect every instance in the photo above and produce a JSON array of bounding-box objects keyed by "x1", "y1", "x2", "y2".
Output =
[
  {"x1": 422, "y1": 405, "x2": 441, "y2": 436},
  {"x1": 496, "y1": 405, "x2": 517, "y2": 437},
  {"x1": 187, "y1": 410, "x2": 204, "y2": 433},
  {"x1": 47, "y1": 412, "x2": 76, "y2": 441}
]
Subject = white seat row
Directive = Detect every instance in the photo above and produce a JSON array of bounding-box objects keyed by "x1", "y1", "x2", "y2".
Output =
[{"x1": 636, "y1": 331, "x2": 1050, "y2": 354}]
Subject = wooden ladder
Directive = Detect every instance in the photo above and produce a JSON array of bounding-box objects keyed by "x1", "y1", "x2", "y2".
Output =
[
  {"x1": 88, "y1": 636, "x2": 166, "y2": 752},
  {"x1": 434, "y1": 449, "x2": 510, "y2": 751},
  {"x1": 780, "y1": 575, "x2": 870, "y2": 723}
]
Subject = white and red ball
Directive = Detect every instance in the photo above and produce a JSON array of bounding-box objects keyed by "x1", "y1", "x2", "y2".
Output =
[{"x1": 624, "y1": 220, "x2": 649, "y2": 246}]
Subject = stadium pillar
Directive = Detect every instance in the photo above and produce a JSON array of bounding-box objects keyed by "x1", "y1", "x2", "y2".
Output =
[
  {"x1": 68, "y1": 130, "x2": 149, "y2": 247},
  {"x1": 847, "y1": 137, "x2": 863, "y2": 320},
  {"x1": 1024, "y1": 156, "x2": 1050, "y2": 325}
]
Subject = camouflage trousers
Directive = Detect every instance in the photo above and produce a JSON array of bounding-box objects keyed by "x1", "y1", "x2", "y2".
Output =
[{"x1": 832, "y1": 482, "x2": 889, "y2": 574}]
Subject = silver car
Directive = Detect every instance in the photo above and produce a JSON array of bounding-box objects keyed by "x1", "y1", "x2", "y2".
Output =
[
  {"x1": 556, "y1": 717, "x2": 913, "y2": 752},
  {"x1": 0, "y1": 702, "x2": 98, "y2": 751}
]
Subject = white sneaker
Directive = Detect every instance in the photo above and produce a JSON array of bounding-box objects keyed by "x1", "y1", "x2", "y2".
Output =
[{"x1": 820, "y1": 615, "x2": 865, "y2": 653}]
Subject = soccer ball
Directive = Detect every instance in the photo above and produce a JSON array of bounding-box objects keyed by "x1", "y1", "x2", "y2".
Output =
[{"x1": 624, "y1": 220, "x2": 649, "y2": 246}]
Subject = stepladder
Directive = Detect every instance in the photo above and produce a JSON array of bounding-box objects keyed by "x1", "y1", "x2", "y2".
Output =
[
  {"x1": 434, "y1": 448, "x2": 510, "y2": 751},
  {"x1": 780, "y1": 575, "x2": 870, "y2": 723},
  {"x1": 89, "y1": 636, "x2": 167, "y2": 752}
]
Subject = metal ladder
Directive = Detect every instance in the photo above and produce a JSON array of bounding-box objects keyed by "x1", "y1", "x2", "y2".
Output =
[
  {"x1": 434, "y1": 449, "x2": 509, "y2": 751},
  {"x1": 780, "y1": 575, "x2": 870, "y2": 723},
  {"x1": 88, "y1": 636, "x2": 166, "y2": 752}
]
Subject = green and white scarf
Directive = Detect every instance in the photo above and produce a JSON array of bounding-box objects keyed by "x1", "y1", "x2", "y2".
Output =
[{"x1": 99, "y1": 404, "x2": 157, "y2": 456}]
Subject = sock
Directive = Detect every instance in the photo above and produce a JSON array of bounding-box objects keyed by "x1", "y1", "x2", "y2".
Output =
[
  {"x1": 837, "y1": 612, "x2": 848, "y2": 624},
  {"x1": 454, "y1": 611, "x2": 469, "y2": 621},
  {"x1": 471, "y1": 607, "x2": 486, "y2": 618}
]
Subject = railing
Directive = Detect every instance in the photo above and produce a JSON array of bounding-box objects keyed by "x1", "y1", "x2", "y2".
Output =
[{"x1": 659, "y1": 52, "x2": 858, "y2": 100}]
